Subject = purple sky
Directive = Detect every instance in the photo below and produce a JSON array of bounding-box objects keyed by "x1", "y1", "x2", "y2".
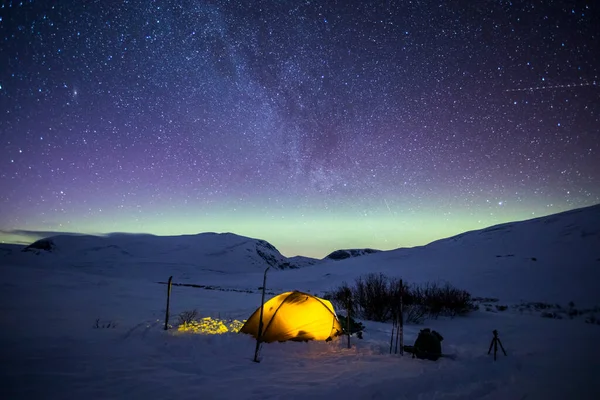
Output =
[{"x1": 1, "y1": 1, "x2": 599, "y2": 257}]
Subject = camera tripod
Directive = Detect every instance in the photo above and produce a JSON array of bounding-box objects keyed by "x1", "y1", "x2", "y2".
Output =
[{"x1": 487, "y1": 329, "x2": 507, "y2": 361}]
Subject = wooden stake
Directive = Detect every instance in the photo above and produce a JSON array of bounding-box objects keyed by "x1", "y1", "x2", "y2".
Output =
[
  {"x1": 389, "y1": 320, "x2": 395, "y2": 354},
  {"x1": 394, "y1": 315, "x2": 400, "y2": 354},
  {"x1": 399, "y1": 279, "x2": 404, "y2": 355},
  {"x1": 253, "y1": 266, "x2": 270, "y2": 363},
  {"x1": 164, "y1": 276, "x2": 173, "y2": 330},
  {"x1": 347, "y1": 303, "x2": 351, "y2": 349}
]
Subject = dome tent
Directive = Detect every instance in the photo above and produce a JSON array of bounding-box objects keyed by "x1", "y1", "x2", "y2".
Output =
[{"x1": 240, "y1": 291, "x2": 343, "y2": 343}]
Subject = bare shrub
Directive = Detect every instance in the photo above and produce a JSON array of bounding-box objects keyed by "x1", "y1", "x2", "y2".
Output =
[
  {"x1": 438, "y1": 282, "x2": 475, "y2": 317},
  {"x1": 407, "y1": 281, "x2": 475, "y2": 318},
  {"x1": 178, "y1": 309, "x2": 199, "y2": 325},
  {"x1": 94, "y1": 319, "x2": 117, "y2": 329},
  {"x1": 323, "y1": 282, "x2": 355, "y2": 316},
  {"x1": 541, "y1": 311, "x2": 562, "y2": 319},
  {"x1": 404, "y1": 303, "x2": 427, "y2": 324},
  {"x1": 353, "y1": 273, "x2": 392, "y2": 322},
  {"x1": 327, "y1": 274, "x2": 475, "y2": 324}
]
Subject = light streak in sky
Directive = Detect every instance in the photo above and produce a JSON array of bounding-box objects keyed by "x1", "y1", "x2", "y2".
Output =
[{"x1": 504, "y1": 81, "x2": 597, "y2": 92}]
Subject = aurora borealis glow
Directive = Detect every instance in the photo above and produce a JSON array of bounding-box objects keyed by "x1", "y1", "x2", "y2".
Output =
[{"x1": 1, "y1": 1, "x2": 599, "y2": 258}]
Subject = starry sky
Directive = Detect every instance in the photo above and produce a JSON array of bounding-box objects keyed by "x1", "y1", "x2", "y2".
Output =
[{"x1": 1, "y1": 0, "x2": 599, "y2": 258}]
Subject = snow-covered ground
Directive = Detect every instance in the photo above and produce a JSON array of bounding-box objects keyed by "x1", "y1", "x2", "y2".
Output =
[{"x1": 1, "y1": 204, "x2": 599, "y2": 399}]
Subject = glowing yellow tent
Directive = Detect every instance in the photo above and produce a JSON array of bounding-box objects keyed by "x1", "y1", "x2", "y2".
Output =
[{"x1": 240, "y1": 291, "x2": 343, "y2": 343}]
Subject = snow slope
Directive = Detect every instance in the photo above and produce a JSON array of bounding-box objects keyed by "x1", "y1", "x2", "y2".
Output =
[
  {"x1": 8, "y1": 232, "x2": 301, "y2": 278},
  {"x1": 264, "y1": 204, "x2": 600, "y2": 307},
  {"x1": 1, "y1": 204, "x2": 599, "y2": 399}
]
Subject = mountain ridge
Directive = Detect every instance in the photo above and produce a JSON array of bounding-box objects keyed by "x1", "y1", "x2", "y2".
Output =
[{"x1": 2, "y1": 204, "x2": 598, "y2": 296}]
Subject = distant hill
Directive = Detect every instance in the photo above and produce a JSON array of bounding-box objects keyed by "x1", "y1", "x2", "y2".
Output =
[
  {"x1": 324, "y1": 248, "x2": 381, "y2": 261},
  {"x1": 6, "y1": 204, "x2": 600, "y2": 306},
  {"x1": 17, "y1": 232, "x2": 302, "y2": 273},
  {"x1": 268, "y1": 204, "x2": 600, "y2": 307},
  {"x1": 287, "y1": 255, "x2": 320, "y2": 268}
]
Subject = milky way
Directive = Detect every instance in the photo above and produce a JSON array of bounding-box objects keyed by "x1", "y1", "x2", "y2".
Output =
[{"x1": 1, "y1": 1, "x2": 599, "y2": 257}]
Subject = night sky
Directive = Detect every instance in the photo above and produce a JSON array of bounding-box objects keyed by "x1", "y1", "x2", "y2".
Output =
[{"x1": 1, "y1": 0, "x2": 599, "y2": 258}]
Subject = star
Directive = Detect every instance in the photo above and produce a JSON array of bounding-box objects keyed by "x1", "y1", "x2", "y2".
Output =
[{"x1": 0, "y1": 1, "x2": 598, "y2": 257}]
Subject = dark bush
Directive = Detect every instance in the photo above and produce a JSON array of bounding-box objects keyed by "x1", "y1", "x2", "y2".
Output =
[
  {"x1": 438, "y1": 283, "x2": 476, "y2": 317},
  {"x1": 541, "y1": 311, "x2": 562, "y2": 319},
  {"x1": 326, "y1": 274, "x2": 474, "y2": 324},
  {"x1": 323, "y1": 282, "x2": 355, "y2": 316},
  {"x1": 407, "y1": 281, "x2": 475, "y2": 319},
  {"x1": 94, "y1": 318, "x2": 117, "y2": 328},
  {"x1": 354, "y1": 273, "x2": 393, "y2": 321},
  {"x1": 531, "y1": 302, "x2": 553, "y2": 310},
  {"x1": 404, "y1": 303, "x2": 428, "y2": 324},
  {"x1": 473, "y1": 297, "x2": 499, "y2": 303},
  {"x1": 566, "y1": 301, "x2": 582, "y2": 319}
]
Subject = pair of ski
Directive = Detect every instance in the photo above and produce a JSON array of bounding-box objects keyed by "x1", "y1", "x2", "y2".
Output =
[{"x1": 390, "y1": 280, "x2": 404, "y2": 355}]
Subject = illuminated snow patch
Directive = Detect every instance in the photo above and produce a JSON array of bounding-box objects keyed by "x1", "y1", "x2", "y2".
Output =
[{"x1": 177, "y1": 317, "x2": 246, "y2": 335}]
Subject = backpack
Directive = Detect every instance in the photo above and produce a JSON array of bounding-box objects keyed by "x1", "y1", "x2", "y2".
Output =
[{"x1": 412, "y1": 328, "x2": 444, "y2": 361}]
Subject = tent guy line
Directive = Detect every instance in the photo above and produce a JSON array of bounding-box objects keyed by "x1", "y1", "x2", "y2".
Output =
[{"x1": 156, "y1": 280, "x2": 277, "y2": 296}]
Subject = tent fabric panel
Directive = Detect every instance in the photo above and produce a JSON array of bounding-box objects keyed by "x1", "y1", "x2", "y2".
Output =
[
  {"x1": 239, "y1": 291, "x2": 343, "y2": 343},
  {"x1": 239, "y1": 292, "x2": 292, "y2": 337},
  {"x1": 314, "y1": 297, "x2": 338, "y2": 317},
  {"x1": 271, "y1": 293, "x2": 339, "y2": 341},
  {"x1": 261, "y1": 292, "x2": 342, "y2": 342}
]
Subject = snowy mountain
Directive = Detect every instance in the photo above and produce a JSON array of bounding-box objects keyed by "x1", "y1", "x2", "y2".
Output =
[
  {"x1": 324, "y1": 248, "x2": 381, "y2": 261},
  {"x1": 16, "y1": 235, "x2": 379, "y2": 267},
  {"x1": 2, "y1": 204, "x2": 600, "y2": 400},
  {"x1": 5, "y1": 204, "x2": 600, "y2": 306},
  {"x1": 10, "y1": 232, "x2": 300, "y2": 277},
  {"x1": 287, "y1": 255, "x2": 321, "y2": 267},
  {"x1": 266, "y1": 204, "x2": 600, "y2": 307}
]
